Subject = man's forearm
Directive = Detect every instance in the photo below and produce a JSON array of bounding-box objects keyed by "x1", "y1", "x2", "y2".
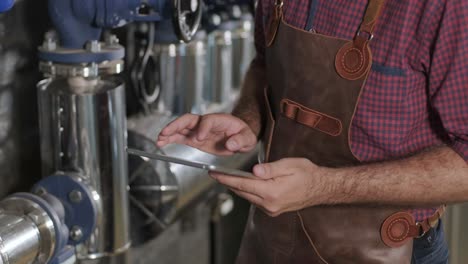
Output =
[
  {"x1": 232, "y1": 57, "x2": 267, "y2": 137},
  {"x1": 322, "y1": 146, "x2": 468, "y2": 207}
]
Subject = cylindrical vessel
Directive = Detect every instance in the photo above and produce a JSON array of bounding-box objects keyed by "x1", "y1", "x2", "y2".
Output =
[
  {"x1": 231, "y1": 15, "x2": 255, "y2": 90},
  {"x1": 206, "y1": 30, "x2": 233, "y2": 104},
  {"x1": 153, "y1": 34, "x2": 207, "y2": 115},
  {"x1": 126, "y1": 130, "x2": 179, "y2": 246},
  {"x1": 0, "y1": 196, "x2": 56, "y2": 264},
  {"x1": 37, "y1": 77, "x2": 130, "y2": 262}
]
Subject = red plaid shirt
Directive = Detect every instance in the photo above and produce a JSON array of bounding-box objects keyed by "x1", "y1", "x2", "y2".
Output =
[{"x1": 254, "y1": 0, "x2": 468, "y2": 221}]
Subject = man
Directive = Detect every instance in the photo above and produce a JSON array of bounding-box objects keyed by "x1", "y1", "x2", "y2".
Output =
[{"x1": 157, "y1": 0, "x2": 468, "y2": 263}]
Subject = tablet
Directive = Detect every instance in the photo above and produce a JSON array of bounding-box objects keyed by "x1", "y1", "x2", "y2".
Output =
[{"x1": 126, "y1": 148, "x2": 255, "y2": 178}]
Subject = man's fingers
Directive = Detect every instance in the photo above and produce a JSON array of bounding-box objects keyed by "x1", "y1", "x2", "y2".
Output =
[
  {"x1": 210, "y1": 172, "x2": 265, "y2": 208},
  {"x1": 211, "y1": 173, "x2": 267, "y2": 198},
  {"x1": 156, "y1": 133, "x2": 190, "y2": 147},
  {"x1": 156, "y1": 113, "x2": 257, "y2": 156},
  {"x1": 230, "y1": 188, "x2": 264, "y2": 206},
  {"x1": 159, "y1": 114, "x2": 200, "y2": 137},
  {"x1": 179, "y1": 128, "x2": 192, "y2": 136},
  {"x1": 225, "y1": 128, "x2": 256, "y2": 152},
  {"x1": 196, "y1": 116, "x2": 215, "y2": 141},
  {"x1": 253, "y1": 158, "x2": 305, "y2": 179},
  {"x1": 157, "y1": 114, "x2": 199, "y2": 147}
]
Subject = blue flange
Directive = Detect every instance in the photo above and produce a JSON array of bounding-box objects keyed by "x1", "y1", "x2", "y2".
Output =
[
  {"x1": 49, "y1": 246, "x2": 76, "y2": 264},
  {"x1": 38, "y1": 45, "x2": 125, "y2": 64},
  {"x1": 0, "y1": 0, "x2": 14, "y2": 13},
  {"x1": 32, "y1": 175, "x2": 98, "y2": 246}
]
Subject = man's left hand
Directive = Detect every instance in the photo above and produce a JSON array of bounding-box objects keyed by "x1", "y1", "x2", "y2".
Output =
[{"x1": 210, "y1": 158, "x2": 330, "y2": 217}]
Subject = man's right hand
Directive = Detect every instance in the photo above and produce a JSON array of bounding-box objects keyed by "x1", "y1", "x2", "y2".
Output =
[{"x1": 156, "y1": 113, "x2": 257, "y2": 156}]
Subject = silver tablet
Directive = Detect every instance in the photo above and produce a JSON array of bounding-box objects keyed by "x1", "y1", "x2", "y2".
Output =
[{"x1": 126, "y1": 148, "x2": 255, "y2": 178}]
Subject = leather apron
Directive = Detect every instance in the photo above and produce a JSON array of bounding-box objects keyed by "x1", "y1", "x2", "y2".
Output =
[{"x1": 236, "y1": 1, "x2": 415, "y2": 263}]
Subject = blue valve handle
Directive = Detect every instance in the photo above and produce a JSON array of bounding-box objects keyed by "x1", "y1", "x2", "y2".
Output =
[
  {"x1": 41, "y1": 0, "x2": 201, "y2": 63},
  {"x1": 0, "y1": 0, "x2": 14, "y2": 13}
]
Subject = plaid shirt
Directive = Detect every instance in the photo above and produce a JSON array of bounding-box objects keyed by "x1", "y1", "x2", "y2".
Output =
[{"x1": 254, "y1": 0, "x2": 468, "y2": 221}]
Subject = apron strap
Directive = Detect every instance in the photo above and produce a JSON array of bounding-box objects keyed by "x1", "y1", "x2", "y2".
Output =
[
  {"x1": 266, "y1": 0, "x2": 284, "y2": 47},
  {"x1": 305, "y1": 0, "x2": 386, "y2": 38},
  {"x1": 357, "y1": 0, "x2": 386, "y2": 41},
  {"x1": 305, "y1": 0, "x2": 319, "y2": 31},
  {"x1": 335, "y1": 0, "x2": 386, "y2": 80}
]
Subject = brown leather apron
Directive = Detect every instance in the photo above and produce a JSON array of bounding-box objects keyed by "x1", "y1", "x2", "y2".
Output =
[{"x1": 236, "y1": 1, "x2": 415, "y2": 263}]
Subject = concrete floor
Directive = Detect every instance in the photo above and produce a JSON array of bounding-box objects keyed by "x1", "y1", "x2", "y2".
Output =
[{"x1": 131, "y1": 203, "x2": 212, "y2": 264}]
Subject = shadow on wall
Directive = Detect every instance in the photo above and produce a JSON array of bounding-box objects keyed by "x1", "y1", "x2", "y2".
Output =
[{"x1": 0, "y1": 0, "x2": 50, "y2": 197}]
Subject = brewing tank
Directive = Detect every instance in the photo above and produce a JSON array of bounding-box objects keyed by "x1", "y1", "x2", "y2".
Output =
[{"x1": 153, "y1": 34, "x2": 207, "y2": 115}]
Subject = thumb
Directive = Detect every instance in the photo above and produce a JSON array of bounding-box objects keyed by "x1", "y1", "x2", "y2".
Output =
[
  {"x1": 253, "y1": 158, "x2": 298, "y2": 179},
  {"x1": 225, "y1": 128, "x2": 257, "y2": 152}
]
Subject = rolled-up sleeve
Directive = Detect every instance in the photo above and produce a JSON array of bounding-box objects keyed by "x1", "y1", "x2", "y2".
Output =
[{"x1": 428, "y1": 0, "x2": 468, "y2": 162}]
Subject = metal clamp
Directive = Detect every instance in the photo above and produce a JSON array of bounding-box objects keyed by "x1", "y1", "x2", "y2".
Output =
[
  {"x1": 357, "y1": 30, "x2": 374, "y2": 41},
  {"x1": 39, "y1": 60, "x2": 124, "y2": 78}
]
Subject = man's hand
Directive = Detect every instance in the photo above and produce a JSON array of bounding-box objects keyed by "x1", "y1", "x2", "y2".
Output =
[
  {"x1": 157, "y1": 113, "x2": 257, "y2": 156},
  {"x1": 211, "y1": 158, "x2": 331, "y2": 217}
]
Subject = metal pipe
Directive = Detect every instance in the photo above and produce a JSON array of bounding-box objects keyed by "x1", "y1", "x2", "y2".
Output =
[
  {"x1": 0, "y1": 214, "x2": 41, "y2": 264},
  {"x1": 37, "y1": 77, "x2": 130, "y2": 263},
  {"x1": 0, "y1": 196, "x2": 57, "y2": 264}
]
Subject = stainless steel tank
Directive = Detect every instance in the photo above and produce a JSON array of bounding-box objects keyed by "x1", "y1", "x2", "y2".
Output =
[
  {"x1": 37, "y1": 76, "x2": 130, "y2": 263},
  {"x1": 206, "y1": 29, "x2": 233, "y2": 104},
  {"x1": 153, "y1": 33, "x2": 207, "y2": 115},
  {"x1": 231, "y1": 14, "x2": 255, "y2": 90}
]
